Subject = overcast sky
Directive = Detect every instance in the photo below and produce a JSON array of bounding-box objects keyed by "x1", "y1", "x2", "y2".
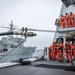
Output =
[{"x1": 0, "y1": 0, "x2": 62, "y2": 49}]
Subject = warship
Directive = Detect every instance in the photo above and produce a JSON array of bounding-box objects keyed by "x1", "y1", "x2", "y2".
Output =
[
  {"x1": 0, "y1": 1, "x2": 75, "y2": 75},
  {"x1": 0, "y1": 21, "x2": 36, "y2": 63}
]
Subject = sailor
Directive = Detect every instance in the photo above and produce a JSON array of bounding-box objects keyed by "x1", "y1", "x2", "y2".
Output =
[
  {"x1": 56, "y1": 39, "x2": 63, "y2": 62},
  {"x1": 49, "y1": 40, "x2": 56, "y2": 60},
  {"x1": 64, "y1": 41, "x2": 73, "y2": 62},
  {"x1": 49, "y1": 45, "x2": 53, "y2": 60},
  {"x1": 70, "y1": 12, "x2": 75, "y2": 27},
  {"x1": 65, "y1": 13, "x2": 69, "y2": 28},
  {"x1": 60, "y1": 15, "x2": 65, "y2": 28},
  {"x1": 72, "y1": 45, "x2": 75, "y2": 59}
]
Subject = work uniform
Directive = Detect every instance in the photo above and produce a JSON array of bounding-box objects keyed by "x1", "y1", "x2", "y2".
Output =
[
  {"x1": 72, "y1": 45, "x2": 75, "y2": 59},
  {"x1": 60, "y1": 16, "x2": 65, "y2": 28},
  {"x1": 64, "y1": 42, "x2": 72, "y2": 62},
  {"x1": 57, "y1": 42, "x2": 63, "y2": 62},
  {"x1": 65, "y1": 14, "x2": 69, "y2": 28},
  {"x1": 70, "y1": 13, "x2": 75, "y2": 27},
  {"x1": 49, "y1": 44, "x2": 56, "y2": 60}
]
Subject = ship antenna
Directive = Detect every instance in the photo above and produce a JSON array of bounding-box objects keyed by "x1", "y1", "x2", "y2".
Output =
[{"x1": 10, "y1": 20, "x2": 14, "y2": 31}]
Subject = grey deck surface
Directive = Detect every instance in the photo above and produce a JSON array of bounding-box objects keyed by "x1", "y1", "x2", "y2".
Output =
[
  {"x1": 32, "y1": 60, "x2": 68, "y2": 66},
  {"x1": 32, "y1": 60, "x2": 75, "y2": 66},
  {"x1": 0, "y1": 60, "x2": 75, "y2": 75}
]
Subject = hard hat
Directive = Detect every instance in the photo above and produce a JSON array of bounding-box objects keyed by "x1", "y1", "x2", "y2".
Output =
[
  {"x1": 58, "y1": 39, "x2": 62, "y2": 42},
  {"x1": 53, "y1": 40, "x2": 56, "y2": 42}
]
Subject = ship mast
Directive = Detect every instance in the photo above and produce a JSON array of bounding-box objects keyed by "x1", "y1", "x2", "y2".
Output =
[
  {"x1": 8, "y1": 21, "x2": 14, "y2": 38},
  {"x1": 9, "y1": 20, "x2": 14, "y2": 31}
]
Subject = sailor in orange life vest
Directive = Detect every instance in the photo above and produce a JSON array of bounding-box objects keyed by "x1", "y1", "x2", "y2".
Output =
[
  {"x1": 65, "y1": 13, "x2": 69, "y2": 28},
  {"x1": 72, "y1": 45, "x2": 75, "y2": 60},
  {"x1": 70, "y1": 12, "x2": 75, "y2": 27},
  {"x1": 64, "y1": 41, "x2": 73, "y2": 62},
  {"x1": 49, "y1": 40, "x2": 56, "y2": 60},
  {"x1": 56, "y1": 39, "x2": 64, "y2": 62},
  {"x1": 60, "y1": 15, "x2": 65, "y2": 28}
]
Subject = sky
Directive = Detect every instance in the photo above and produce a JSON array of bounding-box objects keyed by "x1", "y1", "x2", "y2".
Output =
[{"x1": 0, "y1": 0, "x2": 62, "y2": 49}]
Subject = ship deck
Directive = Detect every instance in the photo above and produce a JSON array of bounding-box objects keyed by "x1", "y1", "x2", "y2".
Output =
[{"x1": 0, "y1": 60, "x2": 75, "y2": 75}]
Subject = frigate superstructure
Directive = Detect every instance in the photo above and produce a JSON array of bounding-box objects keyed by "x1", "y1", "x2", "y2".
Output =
[
  {"x1": 0, "y1": 21, "x2": 36, "y2": 63},
  {"x1": 54, "y1": 1, "x2": 75, "y2": 44}
]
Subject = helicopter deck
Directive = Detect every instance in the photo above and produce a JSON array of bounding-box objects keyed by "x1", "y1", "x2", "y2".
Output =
[
  {"x1": 33, "y1": 60, "x2": 69, "y2": 66},
  {"x1": 33, "y1": 60, "x2": 75, "y2": 70},
  {"x1": 0, "y1": 60, "x2": 75, "y2": 75}
]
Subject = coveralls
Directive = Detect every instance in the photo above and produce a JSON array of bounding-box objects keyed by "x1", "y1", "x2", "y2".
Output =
[
  {"x1": 72, "y1": 45, "x2": 75, "y2": 59},
  {"x1": 49, "y1": 44, "x2": 56, "y2": 60},
  {"x1": 65, "y1": 42, "x2": 72, "y2": 62},
  {"x1": 57, "y1": 42, "x2": 63, "y2": 62},
  {"x1": 60, "y1": 16, "x2": 65, "y2": 28},
  {"x1": 65, "y1": 14, "x2": 69, "y2": 28},
  {"x1": 70, "y1": 13, "x2": 75, "y2": 27}
]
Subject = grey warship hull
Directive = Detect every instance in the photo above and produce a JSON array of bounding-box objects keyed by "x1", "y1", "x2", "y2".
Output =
[{"x1": 0, "y1": 47, "x2": 36, "y2": 63}]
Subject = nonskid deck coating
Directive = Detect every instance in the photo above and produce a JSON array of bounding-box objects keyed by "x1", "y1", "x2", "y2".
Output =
[
  {"x1": 0, "y1": 60, "x2": 75, "y2": 75},
  {"x1": 32, "y1": 60, "x2": 75, "y2": 66}
]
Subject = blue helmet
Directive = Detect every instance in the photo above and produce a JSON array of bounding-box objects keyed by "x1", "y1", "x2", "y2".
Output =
[{"x1": 58, "y1": 39, "x2": 62, "y2": 42}]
